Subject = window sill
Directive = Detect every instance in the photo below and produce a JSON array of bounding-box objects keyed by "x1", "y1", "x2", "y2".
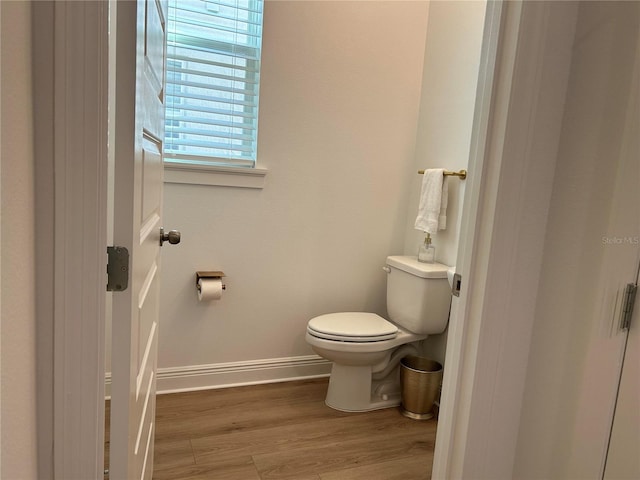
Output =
[{"x1": 164, "y1": 163, "x2": 268, "y2": 189}]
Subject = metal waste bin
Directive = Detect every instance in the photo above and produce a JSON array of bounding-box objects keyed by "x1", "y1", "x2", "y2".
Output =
[{"x1": 400, "y1": 356, "x2": 443, "y2": 420}]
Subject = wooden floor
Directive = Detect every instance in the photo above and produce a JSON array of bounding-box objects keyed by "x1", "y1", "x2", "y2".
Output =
[{"x1": 149, "y1": 378, "x2": 435, "y2": 479}]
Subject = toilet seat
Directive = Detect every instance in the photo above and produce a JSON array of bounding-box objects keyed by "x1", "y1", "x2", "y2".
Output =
[{"x1": 307, "y1": 312, "x2": 398, "y2": 342}]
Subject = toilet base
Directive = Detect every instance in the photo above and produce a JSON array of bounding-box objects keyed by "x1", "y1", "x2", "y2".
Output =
[{"x1": 324, "y1": 363, "x2": 401, "y2": 412}]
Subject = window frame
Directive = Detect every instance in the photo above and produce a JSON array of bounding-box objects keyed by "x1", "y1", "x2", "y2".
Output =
[{"x1": 163, "y1": 0, "x2": 266, "y2": 185}]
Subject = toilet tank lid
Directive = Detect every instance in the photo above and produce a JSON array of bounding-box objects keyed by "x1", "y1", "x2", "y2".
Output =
[{"x1": 386, "y1": 256, "x2": 449, "y2": 278}]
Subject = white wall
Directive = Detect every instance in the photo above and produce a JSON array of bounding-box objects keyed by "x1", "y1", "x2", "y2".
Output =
[
  {"x1": 403, "y1": 1, "x2": 486, "y2": 365},
  {"x1": 513, "y1": 2, "x2": 640, "y2": 478},
  {"x1": 403, "y1": 0, "x2": 486, "y2": 267},
  {"x1": 158, "y1": 1, "x2": 430, "y2": 383},
  {"x1": 0, "y1": 1, "x2": 39, "y2": 478}
]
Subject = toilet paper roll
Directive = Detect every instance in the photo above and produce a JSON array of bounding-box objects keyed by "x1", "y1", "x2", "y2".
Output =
[{"x1": 197, "y1": 278, "x2": 223, "y2": 301}]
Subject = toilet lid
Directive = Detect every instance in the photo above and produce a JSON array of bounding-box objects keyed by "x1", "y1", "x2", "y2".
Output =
[{"x1": 307, "y1": 312, "x2": 398, "y2": 342}]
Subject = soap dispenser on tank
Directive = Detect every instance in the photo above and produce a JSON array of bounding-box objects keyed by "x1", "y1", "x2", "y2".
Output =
[{"x1": 418, "y1": 233, "x2": 435, "y2": 263}]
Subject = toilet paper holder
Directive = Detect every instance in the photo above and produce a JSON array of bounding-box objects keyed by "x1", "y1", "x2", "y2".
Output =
[{"x1": 196, "y1": 271, "x2": 227, "y2": 292}]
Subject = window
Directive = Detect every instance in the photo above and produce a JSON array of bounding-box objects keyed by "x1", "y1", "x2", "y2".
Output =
[{"x1": 164, "y1": 0, "x2": 264, "y2": 169}]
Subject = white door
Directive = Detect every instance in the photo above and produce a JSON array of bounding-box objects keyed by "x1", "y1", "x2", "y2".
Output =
[
  {"x1": 603, "y1": 22, "x2": 640, "y2": 477},
  {"x1": 110, "y1": 1, "x2": 171, "y2": 478},
  {"x1": 605, "y1": 263, "x2": 640, "y2": 479}
]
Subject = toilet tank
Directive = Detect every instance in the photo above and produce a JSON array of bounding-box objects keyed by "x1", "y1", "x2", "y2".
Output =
[{"x1": 385, "y1": 256, "x2": 451, "y2": 335}]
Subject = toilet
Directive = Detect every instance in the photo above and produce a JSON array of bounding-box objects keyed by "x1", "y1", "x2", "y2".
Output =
[{"x1": 305, "y1": 255, "x2": 453, "y2": 412}]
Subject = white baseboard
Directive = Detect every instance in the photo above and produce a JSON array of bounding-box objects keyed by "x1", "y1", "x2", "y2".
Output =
[{"x1": 105, "y1": 354, "x2": 331, "y2": 397}]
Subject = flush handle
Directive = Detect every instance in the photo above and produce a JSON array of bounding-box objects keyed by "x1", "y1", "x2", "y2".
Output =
[{"x1": 382, "y1": 266, "x2": 391, "y2": 274}]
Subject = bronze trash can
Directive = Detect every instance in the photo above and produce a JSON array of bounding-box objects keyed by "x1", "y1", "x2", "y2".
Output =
[{"x1": 400, "y1": 356, "x2": 443, "y2": 420}]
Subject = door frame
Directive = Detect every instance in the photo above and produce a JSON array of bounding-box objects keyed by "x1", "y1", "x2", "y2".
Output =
[
  {"x1": 433, "y1": 2, "x2": 581, "y2": 478},
  {"x1": 50, "y1": 1, "x2": 109, "y2": 478},
  {"x1": 48, "y1": 1, "x2": 577, "y2": 479}
]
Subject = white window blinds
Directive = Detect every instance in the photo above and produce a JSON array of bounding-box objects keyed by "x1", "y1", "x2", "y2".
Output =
[{"x1": 165, "y1": 0, "x2": 264, "y2": 168}]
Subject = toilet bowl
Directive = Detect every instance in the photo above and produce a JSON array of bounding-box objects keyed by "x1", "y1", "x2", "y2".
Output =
[
  {"x1": 306, "y1": 316, "x2": 428, "y2": 411},
  {"x1": 306, "y1": 256, "x2": 453, "y2": 412}
]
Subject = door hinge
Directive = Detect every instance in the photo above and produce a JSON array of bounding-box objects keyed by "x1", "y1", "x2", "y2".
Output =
[
  {"x1": 621, "y1": 282, "x2": 637, "y2": 330},
  {"x1": 107, "y1": 246, "x2": 129, "y2": 292}
]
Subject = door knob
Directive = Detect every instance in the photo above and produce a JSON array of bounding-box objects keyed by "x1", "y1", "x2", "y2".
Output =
[{"x1": 160, "y1": 227, "x2": 181, "y2": 246}]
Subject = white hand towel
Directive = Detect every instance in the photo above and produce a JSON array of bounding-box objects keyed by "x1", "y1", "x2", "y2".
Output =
[
  {"x1": 414, "y1": 168, "x2": 445, "y2": 234},
  {"x1": 438, "y1": 176, "x2": 449, "y2": 230}
]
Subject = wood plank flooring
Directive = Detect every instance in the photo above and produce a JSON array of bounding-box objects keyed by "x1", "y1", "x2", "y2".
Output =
[{"x1": 150, "y1": 378, "x2": 435, "y2": 479}]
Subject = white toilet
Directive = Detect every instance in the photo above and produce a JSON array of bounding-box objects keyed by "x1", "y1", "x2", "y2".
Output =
[{"x1": 305, "y1": 255, "x2": 453, "y2": 412}]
